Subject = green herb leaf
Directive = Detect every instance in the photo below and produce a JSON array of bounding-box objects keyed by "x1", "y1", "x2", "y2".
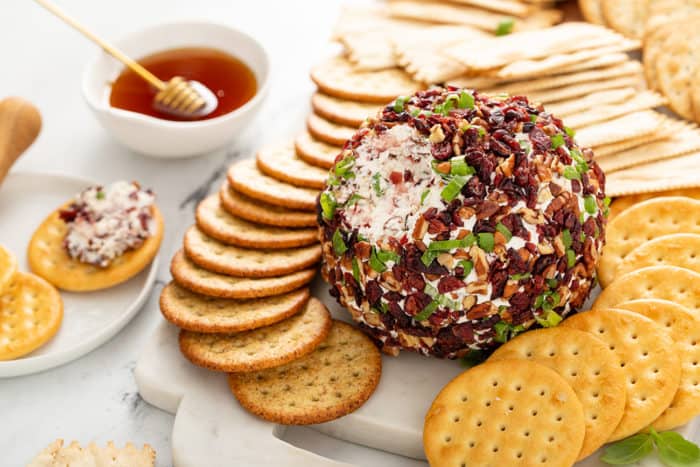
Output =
[
  {"x1": 420, "y1": 189, "x2": 430, "y2": 205},
  {"x1": 652, "y1": 429, "x2": 700, "y2": 467},
  {"x1": 320, "y1": 192, "x2": 337, "y2": 220},
  {"x1": 601, "y1": 433, "x2": 655, "y2": 465},
  {"x1": 441, "y1": 175, "x2": 468, "y2": 202},
  {"x1": 530, "y1": 113, "x2": 538, "y2": 123},
  {"x1": 351, "y1": 258, "x2": 361, "y2": 283},
  {"x1": 495, "y1": 18, "x2": 515, "y2": 36},
  {"x1": 584, "y1": 195, "x2": 598, "y2": 214},
  {"x1": 495, "y1": 222, "x2": 512, "y2": 242},
  {"x1": 536, "y1": 309, "x2": 562, "y2": 328},
  {"x1": 551, "y1": 133, "x2": 565, "y2": 149},
  {"x1": 332, "y1": 229, "x2": 347, "y2": 255},
  {"x1": 414, "y1": 300, "x2": 439, "y2": 321},
  {"x1": 458, "y1": 90, "x2": 475, "y2": 109},
  {"x1": 372, "y1": 173, "x2": 384, "y2": 196},
  {"x1": 458, "y1": 260, "x2": 474, "y2": 276},
  {"x1": 565, "y1": 126, "x2": 576, "y2": 137},
  {"x1": 510, "y1": 272, "x2": 531, "y2": 281},
  {"x1": 477, "y1": 232, "x2": 495, "y2": 253},
  {"x1": 563, "y1": 166, "x2": 581, "y2": 180},
  {"x1": 369, "y1": 247, "x2": 387, "y2": 272},
  {"x1": 393, "y1": 96, "x2": 409, "y2": 113},
  {"x1": 566, "y1": 249, "x2": 576, "y2": 268}
]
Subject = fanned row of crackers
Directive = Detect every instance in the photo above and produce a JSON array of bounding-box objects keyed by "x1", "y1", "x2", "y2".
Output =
[
  {"x1": 0, "y1": 244, "x2": 63, "y2": 361},
  {"x1": 160, "y1": 150, "x2": 381, "y2": 425}
]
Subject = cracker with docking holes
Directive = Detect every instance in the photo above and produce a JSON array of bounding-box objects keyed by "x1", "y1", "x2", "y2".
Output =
[
  {"x1": 219, "y1": 184, "x2": 316, "y2": 228},
  {"x1": 561, "y1": 308, "x2": 681, "y2": 441},
  {"x1": 601, "y1": 0, "x2": 647, "y2": 39},
  {"x1": 256, "y1": 141, "x2": 329, "y2": 190},
  {"x1": 424, "y1": 359, "x2": 585, "y2": 467},
  {"x1": 608, "y1": 188, "x2": 700, "y2": 219},
  {"x1": 307, "y1": 113, "x2": 356, "y2": 147},
  {"x1": 196, "y1": 195, "x2": 317, "y2": 249},
  {"x1": 294, "y1": 131, "x2": 341, "y2": 169},
  {"x1": 28, "y1": 439, "x2": 155, "y2": 467},
  {"x1": 594, "y1": 265, "x2": 700, "y2": 316},
  {"x1": 597, "y1": 197, "x2": 700, "y2": 286},
  {"x1": 617, "y1": 299, "x2": 700, "y2": 431},
  {"x1": 655, "y1": 24, "x2": 700, "y2": 121},
  {"x1": 160, "y1": 282, "x2": 310, "y2": 333},
  {"x1": 179, "y1": 297, "x2": 331, "y2": 373},
  {"x1": 574, "y1": 111, "x2": 663, "y2": 149},
  {"x1": 310, "y1": 56, "x2": 421, "y2": 103},
  {"x1": 229, "y1": 320, "x2": 381, "y2": 424},
  {"x1": 28, "y1": 203, "x2": 163, "y2": 292},
  {"x1": 616, "y1": 233, "x2": 700, "y2": 278},
  {"x1": 512, "y1": 75, "x2": 643, "y2": 105},
  {"x1": 311, "y1": 92, "x2": 380, "y2": 127},
  {"x1": 170, "y1": 250, "x2": 316, "y2": 299},
  {"x1": 0, "y1": 244, "x2": 17, "y2": 294},
  {"x1": 0, "y1": 272, "x2": 63, "y2": 360},
  {"x1": 489, "y1": 327, "x2": 626, "y2": 460},
  {"x1": 227, "y1": 159, "x2": 319, "y2": 211},
  {"x1": 183, "y1": 226, "x2": 321, "y2": 278}
]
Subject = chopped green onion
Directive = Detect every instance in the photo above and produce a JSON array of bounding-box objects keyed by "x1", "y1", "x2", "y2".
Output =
[
  {"x1": 345, "y1": 193, "x2": 362, "y2": 207},
  {"x1": 441, "y1": 175, "x2": 468, "y2": 202},
  {"x1": 420, "y1": 189, "x2": 430, "y2": 205},
  {"x1": 562, "y1": 229, "x2": 572, "y2": 248},
  {"x1": 428, "y1": 238, "x2": 464, "y2": 251},
  {"x1": 534, "y1": 294, "x2": 544, "y2": 309},
  {"x1": 580, "y1": 231, "x2": 586, "y2": 242},
  {"x1": 603, "y1": 196, "x2": 611, "y2": 217},
  {"x1": 421, "y1": 249, "x2": 440, "y2": 267},
  {"x1": 536, "y1": 309, "x2": 563, "y2": 328},
  {"x1": 580, "y1": 212, "x2": 586, "y2": 223},
  {"x1": 567, "y1": 249, "x2": 576, "y2": 268},
  {"x1": 369, "y1": 247, "x2": 387, "y2": 272},
  {"x1": 393, "y1": 96, "x2": 409, "y2": 113},
  {"x1": 414, "y1": 300, "x2": 439, "y2": 321},
  {"x1": 351, "y1": 258, "x2": 361, "y2": 283},
  {"x1": 376, "y1": 249, "x2": 400, "y2": 264},
  {"x1": 332, "y1": 230, "x2": 347, "y2": 255},
  {"x1": 565, "y1": 126, "x2": 576, "y2": 137},
  {"x1": 570, "y1": 148, "x2": 585, "y2": 163},
  {"x1": 510, "y1": 272, "x2": 531, "y2": 281},
  {"x1": 495, "y1": 222, "x2": 512, "y2": 242},
  {"x1": 458, "y1": 90, "x2": 475, "y2": 109},
  {"x1": 530, "y1": 114, "x2": 538, "y2": 123},
  {"x1": 476, "y1": 126, "x2": 486, "y2": 137},
  {"x1": 494, "y1": 321, "x2": 510, "y2": 343},
  {"x1": 458, "y1": 260, "x2": 473, "y2": 276},
  {"x1": 372, "y1": 173, "x2": 384, "y2": 196},
  {"x1": 320, "y1": 192, "x2": 336, "y2": 220},
  {"x1": 563, "y1": 166, "x2": 580, "y2": 180},
  {"x1": 495, "y1": 18, "x2": 515, "y2": 36},
  {"x1": 584, "y1": 195, "x2": 598, "y2": 214},
  {"x1": 450, "y1": 157, "x2": 475, "y2": 176},
  {"x1": 604, "y1": 196, "x2": 612, "y2": 207},
  {"x1": 477, "y1": 232, "x2": 495, "y2": 253},
  {"x1": 96, "y1": 190, "x2": 105, "y2": 200},
  {"x1": 551, "y1": 134, "x2": 565, "y2": 149},
  {"x1": 519, "y1": 139, "x2": 532, "y2": 154},
  {"x1": 460, "y1": 349, "x2": 487, "y2": 368},
  {"x1": 334, "y1": 154, "x2": 355, "y2": 180},
  {"x1": 547, "y1": 278, "x2": 559, "y2": 289},
  {"x1": 374, "y1": 301, "x2": 389, "y2": 314}
]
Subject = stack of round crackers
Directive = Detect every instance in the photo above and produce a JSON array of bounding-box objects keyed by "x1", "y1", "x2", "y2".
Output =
[
  {"x1": 0, "y1": 244, "x2": 63, "y2": 361},
  {"x1": 160, "y1": 154, "x2": 382, "y2": 425}
]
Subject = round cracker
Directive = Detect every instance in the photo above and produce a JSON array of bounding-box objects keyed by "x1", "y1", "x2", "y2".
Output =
[
  {"x1": 655, "y1": 26, "x2": 699, "y2": 120},
  {"x1": 560, "y1": 308, "x2": 681, "y2": 441},
  {"x1": 196, "y1": 194, "x2": 317, "y2": 249},
  {"x1": 179, "y1": 297, "x2": 331, "y2": 373},
  {"x1": 307, "y1": 113, "x2": 356, "y2": 147},
  {"x1": 183, "y1": 226, "x2": 321, "y2": 278},
  {"x1": 28, "y1": 204, "x2": 163, "y2": 292},
  {"x1": 489, "y1": 327, "x2": 626, "y2": 460},
  {"x1": 170, "y1": 250, "x2": 316, "y2": 299},
  {"x1": 229, "y1": 320, "x2": 381, "y2": 424},
  {"x1": 578, "y1": 0, "x2": 606, "y2": 25},
  {"x1": 0, "y1": 272, "x2": 63, "y2": 360},
  {"x1": 608, "y1": 188, "x2": 700, "y2": 219},
  {"x1": 160, "y1": 282, "x2": 310, "y2": 333},
  {"x1": 598, "y1": 197, "x2": 700, "y2": 287},
  {"x1": 219, "y1": 184, "x2": 316, "y2": 228},
  {"x1": 256, "y1": 142, "x2": 329, "y2": 190},
  {"x1": 0, "y1": 244, "x2": 18, "y2": 294},
  {"x1": 424, "y1": 359, "x2": 585, "y2": 467},
  {"x1": 594, "y1": 265, "x2": 700, "y2": 315},
  {"x1": 227, "y1": 159, "x2": 319, "y2": 211},
  {"x1": 310, "y1": 92, "x2": 381, "y2": 127},
  {"x1": 617, "y1": 233, "x2": 700, "y2": 278},
  {"x1": 617, "y1": 298, "x2": 700, "y2": 431},
  {"x1": 294, "y1": 131, "x2": 341, "y2": 169},
  {"x1": 310, "y1": 56, "x2": 421, "y2": 103},
  {"x1": 601, "y1": 0, "x2": 647, "y2": 39}
]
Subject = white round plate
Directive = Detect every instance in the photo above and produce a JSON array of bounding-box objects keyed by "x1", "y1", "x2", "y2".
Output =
[{"x1": 0, "y1": 172, "x2": 158, "y2": 378}]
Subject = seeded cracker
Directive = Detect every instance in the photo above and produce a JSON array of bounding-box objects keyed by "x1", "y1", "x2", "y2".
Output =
[
  {"x1": 424, "y1": 359, "x2": 585, "y2": 467},
  {"x1": 617, "y1": 299, "x2": 700, "y2": 431},
  {"x1": 294, "y1": 131, "x2": 342, "y2": 170},
  {"x1": 307, "y1": 113, "x2": 356, "y2": 147},
  {"x1": 196, "y1": 194, "x2": 317, "y2": 249},
  {"x1": 229, "y1": 320, "x2": 381, "y2": 424},
  {"x1": 311, "y1": 92, "x2": 382, "y2": 128},
  {"x1": 219, "y1": 184, "x2": 317, "y2": 228},
  {"x1": 183, "y1": 226, "x2": 321, "y2": 278},
  {"x1": 160, "y1": 282, "x2": 310, "y2": 333},
  {"x1": 179, "y1": 298, "x2": 331, "y2": 373},
  {"x1": 490, "y1": 327, "x2": 626, "y2": 459},
  {"x1": 0, "y1": 244, "x2": 17, "y2": 294},
  {"x1": 561, "y1": 308, "x2": 681, "y2": 441},
  {"x1": 170, "y1": 250, "x2": 316, "y2": 299},
  {"x1": 256, "y1": 141, "x2": 329, "y2": 190}
]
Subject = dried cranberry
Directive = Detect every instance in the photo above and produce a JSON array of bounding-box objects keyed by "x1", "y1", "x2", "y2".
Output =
[{"x1": 438, "y1": 276, "x2": 465, "y2": 293}]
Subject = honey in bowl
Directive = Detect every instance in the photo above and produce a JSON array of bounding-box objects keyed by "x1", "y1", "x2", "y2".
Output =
[{"x1": 109, "y1": 47, "x2": 257, "y2": 121}]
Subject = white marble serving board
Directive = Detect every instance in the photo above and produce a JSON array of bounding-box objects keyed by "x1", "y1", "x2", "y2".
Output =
[{"x1": 136, "y1": 278, "x2": 698, "y2": 466}]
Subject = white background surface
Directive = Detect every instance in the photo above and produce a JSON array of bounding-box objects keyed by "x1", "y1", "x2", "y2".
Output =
[{"x1": 0, "y1": 1, "x2": 344, "y2": 464}]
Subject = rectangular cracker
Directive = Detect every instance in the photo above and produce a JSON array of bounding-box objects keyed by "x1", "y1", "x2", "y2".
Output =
[
  {"x1": 565, "y1": 90, "x2": 667, "y2": 129},
  {"x1": 340, "y1": 31, "x2": 399, "y2": 71},
  {"x1": 446, "y1": 22, "x2": 630, "y2": 70},
  {"x1": 504, "y1": 74, "x2": 643, "y2": 104},
  {"x1": 598, "y1": 126, "x2": 700, "y2": 173},
  {"x1": 575, "y1": 111, "x2": 665, "y2": 148},
  {"x1": 606, "y1": 152, "x2": 700, "y2": 197},
  {"x1": 446, "y1": 0, "x2": 533, "y2": 17},
  {"x1": 592, "y1": 118, "x2": 683, "y2": 156},
  {"x1": 386, "y1": 0, "x2": 562, "y2": 32},
  {"x1": 546, "y1": 88, "x2": 637, "y2": 117}
]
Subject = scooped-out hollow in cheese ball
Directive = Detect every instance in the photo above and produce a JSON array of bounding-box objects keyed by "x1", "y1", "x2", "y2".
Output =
[{"x1": 317, "y1": 87, "x2": 608, "y2": 359}]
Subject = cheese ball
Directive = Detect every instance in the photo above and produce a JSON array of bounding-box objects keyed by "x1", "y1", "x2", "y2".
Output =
[{"x1": 318, "y1": 88, "x2": 607, "y2": 358}]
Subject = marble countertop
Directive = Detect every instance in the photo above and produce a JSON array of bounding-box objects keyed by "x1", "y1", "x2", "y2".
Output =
[{"x1": 0, "y1": 1, "x2": 344, "y2": 464}]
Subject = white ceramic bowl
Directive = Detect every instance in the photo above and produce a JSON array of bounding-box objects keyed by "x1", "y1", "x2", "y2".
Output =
[{"x1": 82, "y1": 21, "x2": 270, "y2": 158}]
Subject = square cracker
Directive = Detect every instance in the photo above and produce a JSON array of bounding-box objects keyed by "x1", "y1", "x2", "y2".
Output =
[
  {"x1": 546, "y1": 88, "x2": 636, "y2": 117},
  {"x1": 575, "y1": 111, "x2": 664, "y2": 148},
  {"x1": 564, "y1": 90, "x2": 666, "y2": 129},
  {"x1": 518, "y1": 74, "x2": 643, "y2": 105},
  {"x1": 605, "y1": 151, "x2": 700, "y2": 197}
]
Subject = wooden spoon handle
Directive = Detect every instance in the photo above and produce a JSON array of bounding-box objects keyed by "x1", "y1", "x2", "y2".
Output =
[{"x1": 0, "y1": 97, "x2": 42, "y2": 185}]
